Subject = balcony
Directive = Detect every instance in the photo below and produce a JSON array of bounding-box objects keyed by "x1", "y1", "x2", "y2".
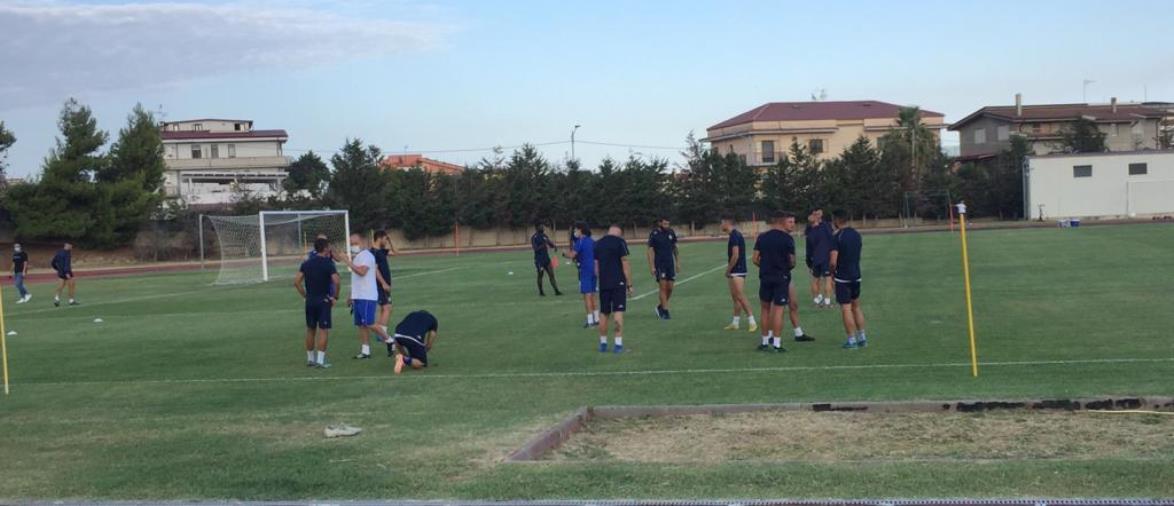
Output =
[{"x1": 165, "y1": 156, "x2": 290, "y2": 171}]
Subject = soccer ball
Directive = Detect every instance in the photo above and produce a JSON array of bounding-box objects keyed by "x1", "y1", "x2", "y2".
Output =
[{"x1": 508, "y1": 271, "x2": 515, "y2": 276}]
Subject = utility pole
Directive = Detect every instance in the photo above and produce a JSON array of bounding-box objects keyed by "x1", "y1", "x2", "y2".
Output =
[{"x1": 571, "y1": 124, "x2": 581, "y2": 160}]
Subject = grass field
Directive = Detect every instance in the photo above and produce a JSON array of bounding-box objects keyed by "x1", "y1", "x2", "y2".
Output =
[{"x1": 1, "y1": 224, "x2": 1172, "y2": 500}]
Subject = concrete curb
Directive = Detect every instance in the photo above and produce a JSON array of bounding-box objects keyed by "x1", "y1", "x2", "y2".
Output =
[{"x1": 505, "y1": 396, "x2": 1174, "y2": 462}]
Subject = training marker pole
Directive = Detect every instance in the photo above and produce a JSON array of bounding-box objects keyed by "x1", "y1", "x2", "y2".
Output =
[
  {"x1": 0, "y1": 280, "x2": 9, "y2": 394},
  {"x1": 956, "y1": 202, "x2": 979, "y2": 377}
]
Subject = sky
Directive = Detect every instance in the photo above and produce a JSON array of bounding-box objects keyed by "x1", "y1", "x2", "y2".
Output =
[{"x1": 2, "y1": 0, "x2": 1173, "y2": 178}]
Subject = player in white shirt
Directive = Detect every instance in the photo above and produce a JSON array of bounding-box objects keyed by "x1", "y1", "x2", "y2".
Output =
[{"x1": 333, "y1": 233, "x2": 393, "y2": 359}]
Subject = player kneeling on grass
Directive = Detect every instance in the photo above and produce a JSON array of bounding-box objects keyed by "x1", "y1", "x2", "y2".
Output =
[
  {"x1": 392, "y1": 310, "x2": 439, "y2": 374},
  {"x1": 295, "y1": 238, "x2": 341, "y2": 368},
  {"x1": 594, "y1": 224, "x2": 633, "y2": 353},
  {"x1": 829, "y1": 209, "x2": 867, "y2": 349}
]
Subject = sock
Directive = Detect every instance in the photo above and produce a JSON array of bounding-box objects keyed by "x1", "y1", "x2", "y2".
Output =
[
  {"x1": 307, "y1": 351, "x2": 314, "y2": 362},
  {"x1": 600, "y1": 335, "x2": 608, "y2": 344},
  {"x1": 316, "y1": 351, "x2": 326, "y2": 364},
  {"x1": 587, "y1": 313, "x2": 595, "y2": 324},
  {"x1": 69, "y1": 299, "x2": 76, "y2": 303},
  {"x1": 54, "y1": 295, "x2": 60, "y2": 302},
  {"x1": 594, "y1": 310, "x2": 600, "y2": 321},
  {"x1": 793, "y1": 326, "x2": 804, "y2": 337},
  {"x1": 857, "y1": 330, "x2": 867, "y2": 341},
  {"x1": 361, "y1": 344, "x2": 371, "y2": 356},
  {"x1": 772, "y1": 336, "x2": 782, "y2": 348},
  {"x1": 747, "y1": 315, "x2": 756, "y2": 325},
  {"x1": 846, "y1": 334, "x2": 857, "y2": 344},
  {"x1": 760, "y1": 334, "x2": 770, "y2": 346},
  {"x1": 614, "y1": 336, "x2": 623, "y2": 347},
  {"x1": 815, "y1": 295, "x2": 823, "y2": 304},
  {"x1": 732, "y1": 316, "x2": 741, "y2": 326}
]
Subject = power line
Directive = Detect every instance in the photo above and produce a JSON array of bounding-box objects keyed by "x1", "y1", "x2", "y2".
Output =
[{"x1": 284, "y1": 138, "x2": 683, "y2": 157}]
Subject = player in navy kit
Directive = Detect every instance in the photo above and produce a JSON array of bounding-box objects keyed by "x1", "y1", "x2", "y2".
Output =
[
  {"x1": 295, "y1": 238, "x2": 341, "y2": 368},
  {"x1": 594, "y1": 224, "x2": 633, "y2": 353},
  {"x1": 392, "y1": 310, "x2": 440, "y2": 374},
  {"x1": 646, "y1": 217, "x2": 679, "y2": 320},
  {"x1": 830, "y1": 209, "x2": 868, "y2": 349},
  {"x1": 753, "y1": 212, "x2": 797, "y2": 352},
  {"x1": 531, "y1": 224, "x2": 562, "y2": 296},
  {"x1": 805, "y1": 209, "x2": 835, "y2": 308},
  {"x1": 720, "y1": 216, "x2": 756, "y2": 332}
]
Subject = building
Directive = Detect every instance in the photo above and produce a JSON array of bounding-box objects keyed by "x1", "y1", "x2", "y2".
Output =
[
  {"x1": 703, "y1": 100, "x2": 945, "y2": 165},
  {"x1": 160, "y1": 119, "x2": 290, "y2": 206},
  {"x1": 381, "y1": 154, "x2": 465, "y2": 175},
  {"x1": 950, "y1": 96, "x2": 1166, "y2": 160},
  {"x1": 1025, "y1": 150, "x2": 1174, "y2": 220}
]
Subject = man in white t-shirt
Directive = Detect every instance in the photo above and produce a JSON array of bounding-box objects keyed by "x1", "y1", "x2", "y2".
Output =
[{"x1": 334, "y1": 233, "x2": 393, "y2": 359}]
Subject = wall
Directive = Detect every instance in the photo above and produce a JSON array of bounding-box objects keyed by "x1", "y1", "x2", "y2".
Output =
[
  {"x1": 165, "y1": 139, "x2": 283, "y2": 160},
  {"x1": 1027, "y1": 150, "x2": 1174, "y2": 219}
]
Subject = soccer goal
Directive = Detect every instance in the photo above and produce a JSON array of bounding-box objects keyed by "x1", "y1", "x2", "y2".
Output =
[{"x1": 202, "y1": 210, "x2": 350, "y2": 285}]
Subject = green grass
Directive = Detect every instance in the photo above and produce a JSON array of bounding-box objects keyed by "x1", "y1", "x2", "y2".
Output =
[{"x1": 1, "y1": 224, "x2": 1173, "y2": 500}]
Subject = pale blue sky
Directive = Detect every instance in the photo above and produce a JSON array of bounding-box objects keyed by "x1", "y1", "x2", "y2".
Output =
[{"x1": 2, "y1": 0, "x2": 1172, "y2": 177}]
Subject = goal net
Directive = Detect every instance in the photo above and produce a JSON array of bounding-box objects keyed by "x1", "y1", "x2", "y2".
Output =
[{"x1": 205, "y1": 210, "x2": 350, "y2": 285}]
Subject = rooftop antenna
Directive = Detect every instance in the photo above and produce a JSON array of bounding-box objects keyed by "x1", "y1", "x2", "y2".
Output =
[{"x1": 810, "y1": 88, "x2": 827, "y2": 101}]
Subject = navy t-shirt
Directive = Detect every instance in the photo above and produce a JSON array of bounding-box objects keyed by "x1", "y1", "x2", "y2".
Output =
[
  {"x1": 395, "y1": 310, "x2": 439, "y2": 339},
  {"x1": 51, "y1": 249, "x2": 71, "y2": 274},
  {"x1": 531, "y1": 232, "x2": 554, "y2": 259},
  {"x1": 647, "y1": 227, "x2": 677, "y2": 265},
  {"x1": 371, "y1": 247, "x2": 391, "y2": 284},
  {"x1": 13, "y1": 251, "x2": 28, "y2": 273},
  {"x1": 754, "y1": 229, "x2": 795, "y2": 281},
  {"x1": 594, "y1": 235, "x2": 630, "y2": 290},
  {"x1": 727, "y1": 229, "x2": 747, "y2": 274},
  {"x1": 806, "y1": 221, "x2": 834, "y2": 263},
  {"x1": 300, "y1": 255, "x2": 338, "y2": 299},
  {"x1": 831, "y1": 227, "x2": 863, "y2": 282}
]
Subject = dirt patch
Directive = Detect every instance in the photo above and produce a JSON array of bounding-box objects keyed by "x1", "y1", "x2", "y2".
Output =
[{"x1": 550, "y1": 410, "x2": 1174, "y2": 463}]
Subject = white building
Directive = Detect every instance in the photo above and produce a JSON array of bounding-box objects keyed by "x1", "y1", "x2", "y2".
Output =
[
  {"x1": 1026, "y1": 150, "x2": 1174, "y2": 220},
  {"x1": 160, "y1": 119, "x2": 290, "y2": 206}
]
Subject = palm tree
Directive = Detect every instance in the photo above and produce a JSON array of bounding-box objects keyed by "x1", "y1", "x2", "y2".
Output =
[{"x1": 893, "y1": 106, "x2": 938, "y2": 190}]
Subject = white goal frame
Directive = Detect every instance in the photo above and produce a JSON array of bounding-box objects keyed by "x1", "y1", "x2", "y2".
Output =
[{"x1": 259, "y1": 210, "x2": 350, "y2": 282}]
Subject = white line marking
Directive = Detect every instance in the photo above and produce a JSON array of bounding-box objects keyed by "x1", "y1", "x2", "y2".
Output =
[
  {"x1": 631, "y1": 263, "x2": 727, "y2": 301},
  {"x1": 393, "y1": 266, "x2": 466, "y2": 279},
  {"x1": 12, "y1": 287, "x2": 229, "y2": 316},
  {"x1": 14, "y1": 357, "x2": 1174, "y2": 388}
]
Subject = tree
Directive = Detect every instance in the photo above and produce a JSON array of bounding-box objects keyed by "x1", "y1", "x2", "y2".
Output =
[
  {"x1": 1055, "y1": 117, "x2": 1108, "y2": 153},
  {"x1": 0, "y1": 121, "x2": 14, "y2": 187},
  {"x1": 88, "y1": 104, "x2": 167, "y2": 247},
  {"x1": 323, "y1": 139, "x2": 391, "y2": 232},
  {"x1": 1157, "y1": 118, "x2": 1173, "y2": 150},
  {"x1": 284, "y1": 151, "x2": 330, "y2": 199},
  {"x1": 6, "y1": 99, "x2": 108, "y2": 242}
]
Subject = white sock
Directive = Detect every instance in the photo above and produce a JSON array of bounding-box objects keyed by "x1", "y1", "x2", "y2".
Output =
[
  {"x1": 614, "y1": 336, "x2": 623, "y2": 347},
  {"x1": 316, "y1": 351, "x2": 326, "y2": 364},
  {"x1": 747, "y1": 315, "x2": 756, "y2": 325},
  {"x1": 814, "y1": 295, "x2": 823, "y2": 304},
  {"x1": 361, "y1": 344, "x2": 371, "y2": 356},
  {"x1": 772, "y1": 336, "x2": 782, "y2": 348},
  {"x1": 70, "y1": 298, "x2": 75, "y2": 303},
  {"x1": 846, "y1": 334, "x2": 857, "y2": 344},
  {"x1": 54, "y1": 295, "x2": 60, "y2": 302},
  {"x1": 594, "y1": 310, "x2": 601, "y2": 321},
  {"x1": 761, "y1": 331, "x2": 772, "y2": 346},
  {"x1": 600, "y1": 335, "x2": 607, "y2": 344},
  {"x1": 794, "y1": 326, "x2": 804, "y2": 337},
  {"x1": 587, "y1": 313, "x2": 595, "y2": 324},
  {"x1": 732, "y1": 316, "x2": 741, "y2": 326},
  {"x1": 307, "y1": 351, "x2": 314, "y2": 362}
]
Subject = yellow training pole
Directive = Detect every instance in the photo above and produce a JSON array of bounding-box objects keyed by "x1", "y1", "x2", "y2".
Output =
[
  {"x1": 0, "y1": 279, "x2": 9, "y2": 394},
  {"x1": 956, "y1": 202, "x2": 979, "y2": 377}
]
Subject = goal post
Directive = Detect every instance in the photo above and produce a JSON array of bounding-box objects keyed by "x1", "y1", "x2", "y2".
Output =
[{"x1": 204, "y1": 210, "x2": 350, "y2": 285}]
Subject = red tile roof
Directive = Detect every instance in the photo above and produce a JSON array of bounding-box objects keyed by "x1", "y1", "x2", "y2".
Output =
[
  {"x1": 161, "y1": 129, "x2": 288, "y2": 141},
  {"x1": 381, "y1": 154, "x2": 464, "y2": 174},
  {"x1": 949, "y1": 103, "x2": 1165, "y2": 130},
  {"x1": 709, "y1": 101, "x2": 944, "y2": 130}
]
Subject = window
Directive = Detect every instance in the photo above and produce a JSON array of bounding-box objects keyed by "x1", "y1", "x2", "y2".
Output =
[
  {"x1": 210, "y1": 144, "x2": 220, "y2": 159},
  {"x1": 1128, "y1": 163, "x2": 1148, "y2": 175},
  {"x1": 997, "y1": 125, "x2": 1010, "y2": 141},
  {"x1": 191, "y1": 144, "x2": 202, "y2": 159},
  {"x1": 973, "y1": 128, "x2": 987, "y2": 144},
  {"x1": 234, "y1": 123, "x2": 242, "y2": 131},
  {"x1": 1031, "y1": 123, "x2": 1042, "y2": 134},
  {"x1": 227, "y1": 144, "x2": 236, "y2": 158},
  {"x1": 761, "y1": 140, "x2": 776, "y2": 163},
  {"x1": 809, "y1": 138, "x2": 824, "y2": 154},
  {"x1": 1073, "y1": 165, "x2": 1092, "y2": 178},
  {"x1": 192, "y1": 123, "x2": 203, "y2": 131}
]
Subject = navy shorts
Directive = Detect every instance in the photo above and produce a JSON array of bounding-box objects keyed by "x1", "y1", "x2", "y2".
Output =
[
  {"x1": 810, "y1": 262, "x2": 830, "y2": 278},
  {"x1": 579, "y1": 273, "x2": 597, "y2": 294},
  {"x1": 759, "y1": 277, "x2": 791, "y2": 305},
  {"x1": 394, "y1": 334, "x2": 428, "y2": 366},
  {"x1": 534, "y1": 255, "x2": 552, "y2": 271},
  {"x1": 57, "y1": 271, "x2": 73, "y2": 280},
  {"x1": 352, "y1": 299, "x2": 377, "y2": 327},
  {"x1": 305, "y1": 299, "x2": 333, "y2": 330},
  {"x1": 655, "y1": 262, "x2": 675, "y2": 282},
  {"x1": 835, "y1": 280, "x2": 862, "y2": 305},
  {"x1": 599, "y1": 286, "x2": 627, "y2": 314},
  {"x1": 376, "y1": 285, "x2": 391, "y2": 306}
]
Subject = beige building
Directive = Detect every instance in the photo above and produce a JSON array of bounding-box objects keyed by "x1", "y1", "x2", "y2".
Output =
[
  {"x1": 160, "y1": 119, "x2": 290, "y2": 207},
  {"x1": 703, "y1": 100, "x2": 945, "y2": 165},
  {"x1": 950, "y1": 96, "x2": 1166, "y2": 160}
]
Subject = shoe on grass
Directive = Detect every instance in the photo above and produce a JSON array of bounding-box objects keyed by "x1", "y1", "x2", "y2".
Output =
[{"x1": 324, "y1": 424, "x2": 362, "y2": 438}]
